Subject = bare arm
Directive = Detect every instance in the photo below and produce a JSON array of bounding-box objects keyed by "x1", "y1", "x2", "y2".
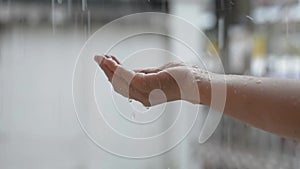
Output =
[
  {"x1": 94, "y1": 55, "x2": 300, "y2": 141},
  {"x1": 198, "y1": 73, "x2": 300, "y2": 141}
]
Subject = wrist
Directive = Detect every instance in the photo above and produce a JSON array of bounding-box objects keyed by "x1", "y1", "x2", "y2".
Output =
[{"x1": 180, "y1": 68, "x2": 213, "y2": 105}]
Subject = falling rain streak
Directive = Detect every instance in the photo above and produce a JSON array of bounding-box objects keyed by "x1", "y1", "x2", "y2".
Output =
[
  {"x1": 51, "y1": 0, "x2": 55, "y2": 34},
  {"x1": 246, "y1": 15, "x2": 254, "y2": 21},
  {"x1": 218, "y1": 17, "x2": 225, "y2": 50},
  {"x1": 87, "y1": 9, "x2": 91, "y2": 36},
  {"x1": 286, "y1": 16, "x2": 289, "y2": 38},
  {"x1": 80, "y1": 0, "x2": 90, "y2": 37},
  {"x1": 82, "y1": 0, "x2": 86, "y2": 11}
]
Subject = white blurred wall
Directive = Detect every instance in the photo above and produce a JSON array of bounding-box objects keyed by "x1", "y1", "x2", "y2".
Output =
[{"x1": 0, "y1": 23, "x2": 167, "y2": 168}]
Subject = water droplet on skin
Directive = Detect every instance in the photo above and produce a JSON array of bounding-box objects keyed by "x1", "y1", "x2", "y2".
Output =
[
  {"x1": 128, "y1": 99, "x2": 132, "y2": 103},
  {"x1": 256, "y1": 80, "x2": 262, "y2": 84},
  {"x1": 195, "y1": 75, "x2": 203, "y2": 81}
]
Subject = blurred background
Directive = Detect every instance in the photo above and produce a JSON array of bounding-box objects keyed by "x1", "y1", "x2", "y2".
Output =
[{"x1": 0, "y1": 0, "x2": 300, "y2": 168}]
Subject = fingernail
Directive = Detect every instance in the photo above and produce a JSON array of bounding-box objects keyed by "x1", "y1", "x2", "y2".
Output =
[{"x1": 94, "y1": 55, "x2": 104, "y2": 64}]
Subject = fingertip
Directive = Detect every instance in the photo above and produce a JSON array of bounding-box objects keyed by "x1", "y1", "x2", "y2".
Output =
[{"x1": 94, "y1": 55, "x2": 104, "y2": 64}]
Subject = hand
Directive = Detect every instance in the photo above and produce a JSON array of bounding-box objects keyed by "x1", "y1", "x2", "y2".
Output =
[{"x1": 94, "y1": 55, "x2": 203, "y2": 106}]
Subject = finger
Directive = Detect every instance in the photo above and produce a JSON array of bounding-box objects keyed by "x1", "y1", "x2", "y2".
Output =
[
  {"x1": 94, "y1": 56, "x2": 115, "y2": 82},
  {"x1": 134, "y1": 68, "x2": 161, "y2": 74},
  {"x1": 130, "y1": 73, "x2": 162, "y2": 98},
  {"x1": 99, "y1": 58, "x2": 114, "y2": 81},
  {"x1": 109, "y1": 55, "x2": 121, "y2": 64},
  {"x1": 94, "y1": 55, "x2": 104, "y2": 65},
  {"x1": 129, "y1": 87, "x2": 150, "y2": 106},
  {"x1": 95, "y1": 55, "x2": 151, "y2": 106},
  {"x1": 102, "y1": 65, "x2": 114, "y2": 82},
  {"x1": 111, "y1": 74, "x2": 150, "y2": 106},
  {"x1": 94, "y1": 55, "x2": 108, "y2": 71},
  {"x1": 129, "y1": 75, "x2": 165, "y2": 107},
  {"x1": 104, "y1": 58, "x2": 135, "y2": 84},
  {"x1": 111, "y1": 73, "x2": 130, "y2": 97},
  {"x1": 104, "y1": 54, "x2": 121, "y2": 65},
  {"x1": 111, "y1": 73, "x2": 145, "y2": 101}
]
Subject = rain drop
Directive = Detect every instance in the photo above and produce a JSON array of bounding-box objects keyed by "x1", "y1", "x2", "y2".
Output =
[
  {"x1": 195, "y1": 75, "x2": 203, "y2": 81},
  {"x1": 87, "y1": 10, "x2": 91, "y2": 36},
  {"x1": 246, "y1": 15, "x2": 254, "y2": 21}
]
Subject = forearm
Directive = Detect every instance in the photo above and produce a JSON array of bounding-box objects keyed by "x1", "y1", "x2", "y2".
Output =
[{"x1": 196, "y1": 73, "x2": 300, "y2": 141}]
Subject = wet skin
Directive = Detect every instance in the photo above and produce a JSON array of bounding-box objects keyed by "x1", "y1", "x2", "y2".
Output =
[{"x1": 95, "y1": 55, "x2": 300, "y2": 141}]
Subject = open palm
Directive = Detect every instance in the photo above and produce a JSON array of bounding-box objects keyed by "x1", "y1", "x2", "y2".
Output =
[{"x1": 94, "y1": 55, "x2": 201, "y2": 106}]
